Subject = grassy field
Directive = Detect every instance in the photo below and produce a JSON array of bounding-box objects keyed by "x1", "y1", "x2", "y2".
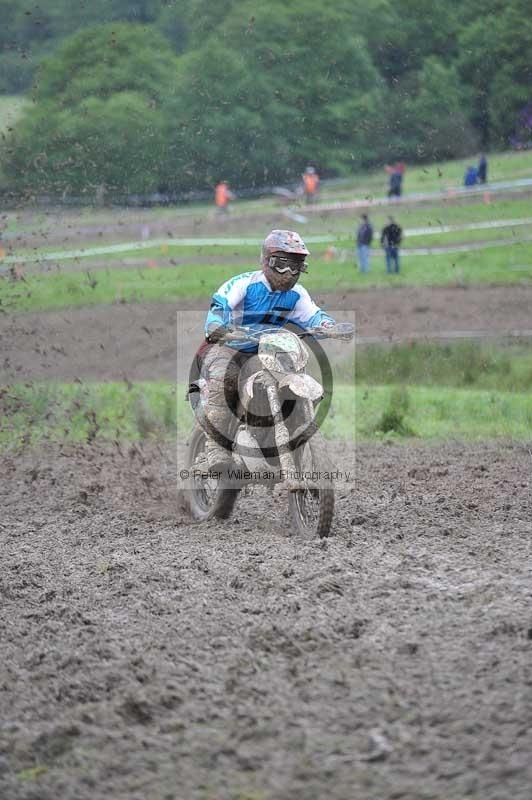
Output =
[
  {"x1": 0, "y1": 95, "x2": 27, "y2": 134},
  {"x1": 1, "y1": 145, "x2": 531, "y2": 234},
  {"x1": 4, "y1": 197, "x2": 532, "y2": 310},
  {"x1": 2, "y1": 340, "x2": 531, "y2": 450},
  {"x1": 3, "y1": 240, "x2": 532, "y2": 312},
  {"x1": 3, "y1": 135, "x2": 530, "y2": 225},
  {"x1": 354, "y1": 340, "x2": 532, "y2": 392},
  {"x1": 5, "y1": 197, "x2": 532, "y2": 256},
  {"x1": 1, "y1": 379, "x2": 531, "y2": 452},
  {"x1": 406, "y1": 223, "x2": 532, "y2": 247},
  {"x1": 6, "y1": 208, "x2": 532, "y2": 263},
  {"x1": 318, "y1": 150, "x2": 532, "y2": 200},
  {"x1": 0, "y1": 96, "x2": 28, "y2": 185},
  {"x1": 2, "y1": 146, "x2": 532, "y2": 448}
]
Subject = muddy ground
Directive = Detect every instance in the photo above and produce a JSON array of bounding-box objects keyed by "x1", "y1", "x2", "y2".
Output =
[
  {"x1": 2, "y1": 285, "x2": 532, "y2": 384},
  {"x1": 1, "y1": 440, "x2": 531, "y2": 799},
  {"x1": 2, "y1": 206, "x2": 532, "y2": 799}
]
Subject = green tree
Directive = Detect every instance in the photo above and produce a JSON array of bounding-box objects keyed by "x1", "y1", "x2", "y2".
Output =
[
  {"x1": 3, "y1": 0, "x2": 527, "y2": 194},
  {"x1": 157, "y1": 0, "x2": 236, "y2": 53},
  {"x1": 33, "y1": 22, "x2": 177, "y2": 105},
  {"x1": 0, "y1": 0, "x2": 168, "y2": 92},
  {"x1": 457, "y1": 0, "x2": 532, "y2": 146},
  {"x1": 393, "y1": 58, "x2": 477, "y2": 161},
  {"x1": 485, "y1": 1, "x2": 532, "y2": 145},
  {"x1": 359, "y1": 0, "x2": 465, "y2": 83},
  {"x1": 457, "y1": 15, "x2": 503, "y2": 146},
  {"x1": 4, "y1": 23, "x2": 178, "y2": 195},
  {"x1": 167, "y1": 44, "x2": 276, "y2": 189},
  {"x1": 167, "y1": 0, "x2": 385, "y2": 187}
]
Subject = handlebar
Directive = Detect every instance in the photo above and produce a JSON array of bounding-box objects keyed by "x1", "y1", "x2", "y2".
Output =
[{"x1": 217, "y1": 322, "x2": 354, "y2": 343}]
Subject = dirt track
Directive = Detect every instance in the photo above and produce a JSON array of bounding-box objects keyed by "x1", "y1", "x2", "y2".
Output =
[
  {"x1": 1, "y1": 440, "x2": 531, "y2": 799},
  {"x1": 2, "y1": 285, "x2": 532, "y2": 384},
  {"x1": 2, "y1": 219, "x2": 532, "y2": 799}
]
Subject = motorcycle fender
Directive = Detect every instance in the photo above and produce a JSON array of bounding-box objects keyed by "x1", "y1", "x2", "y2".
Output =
[
  {"x1": 242, "y1": 371, "x2": 263, "y2": 408},
  {"x1": 278, "y1": 373, "x2": 323, "y2": 401}
]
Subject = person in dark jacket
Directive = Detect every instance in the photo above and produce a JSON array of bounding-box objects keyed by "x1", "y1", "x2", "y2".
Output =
[
  {"x1": 388, "y1": 170, "x2": 402, "y2": 198},
  {"x1": 380, "y1": 216, "x2": 402, "y2": 274},
  {"x1": 477, "y1": 154, "x2": 488, "y2": 184},
  {"x1": 356, "y1": 213, "x2": 373, "y2": 273}
]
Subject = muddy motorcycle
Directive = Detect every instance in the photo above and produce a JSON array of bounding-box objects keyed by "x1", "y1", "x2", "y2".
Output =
[{"x1": 184, "y1": 323, "x2": 353, "y2": 538}]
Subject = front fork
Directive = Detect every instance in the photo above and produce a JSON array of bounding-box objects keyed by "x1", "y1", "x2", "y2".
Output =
[{"x1": 264, "y1": 377, "x2": 303, "y2": 491}]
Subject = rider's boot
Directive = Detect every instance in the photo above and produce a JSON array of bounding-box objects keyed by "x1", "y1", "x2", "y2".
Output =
[
  {"x1": 203, "y1": 399, "x2": 235, "y2": 475},
  {"x1": 205, "y1": 434, "x2": 233, "y2": 473}
]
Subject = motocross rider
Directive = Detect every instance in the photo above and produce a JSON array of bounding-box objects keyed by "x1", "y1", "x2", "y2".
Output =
[{"x1": 194, "y1": 229, "x2": 341, "y2": 471}]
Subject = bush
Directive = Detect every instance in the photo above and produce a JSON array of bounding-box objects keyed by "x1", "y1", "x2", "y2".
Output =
[
  {"x1": 374, "y1": 387, "x2": 415, "y2": 436},
  {"x1": 3, "y1": 23, "x2": 178, "y2": 196}
]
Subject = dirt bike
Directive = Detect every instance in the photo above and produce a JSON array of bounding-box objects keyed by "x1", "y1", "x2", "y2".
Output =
[{"x1": 183, "y1": 322, "x2": 353, "y2": 538}]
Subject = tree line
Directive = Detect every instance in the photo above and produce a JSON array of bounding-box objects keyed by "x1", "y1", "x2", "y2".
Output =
[{"x1": 2, "y1": 0, "x2": 531, "y2": 196}]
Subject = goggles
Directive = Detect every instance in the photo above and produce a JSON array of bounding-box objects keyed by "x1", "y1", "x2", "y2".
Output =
[{"x1": 268, "y1": 255, "x2": 308, "y2": 275}]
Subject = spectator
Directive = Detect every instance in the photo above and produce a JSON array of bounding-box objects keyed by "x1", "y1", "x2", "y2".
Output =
[
  {"x1": 464, "y1": 165, "x2": 478, "y2": 187},
  {"x1": 395, "y1": 161, "x2": 406, "y2": 196},
  {"x1": 356, "y1": 213, "x2": 373, "y2": 273},
  {"x1": 477, "y1": 154, "x2": 488, "y2": 184},
  {"x1": 215, "y1": 180, "x2": 235, "y2": 214},
  {"x1": 386, "y1": 161, "x2": 405, "y2": 199},
  {"x1": 395, "y1": 161, "x2": 406, "y2": 176},
  {"x1": 380, "y1": 216, "x2": 402, "y2": 274},
  {"x1": 302, "y1": 166, "x2": 319, "y2": 204}
]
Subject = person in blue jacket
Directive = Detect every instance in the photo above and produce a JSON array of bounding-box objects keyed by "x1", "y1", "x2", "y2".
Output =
[
  {"x1": 196, "y1": 229, "x2": 340, "y2": 469},
  {"x1": 464, "y1": 165, "x2": 478, "y2": 187}
]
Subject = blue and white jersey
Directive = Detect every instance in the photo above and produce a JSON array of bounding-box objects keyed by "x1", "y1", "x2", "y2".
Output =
[{"x1": 205, "y1": 270, "x2": 335, "y2": 352}]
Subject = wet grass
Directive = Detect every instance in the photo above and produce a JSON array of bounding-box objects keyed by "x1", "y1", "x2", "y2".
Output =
[
  {"x1": 8, "y1": 216, "x2": 532, "y2": 268},
  {"x1": 6, "y1": 198, "x2": 532, "y2": 263},
  {"x1": 318, "y1": 149, "x2": 532, "y2": 200},
  {"x1": 2, "y1": 379, "x2": 530, "y2": 452},
  {"x1": 349, "y1": 384, "x2": 532, "y2": 442},
  {"x1": 3, "y1": 145, "x2": 531, "y2": 230},
  {"x1": 0, "y1": 95, "x2": 27, "y2": 135},
  {"x1": 0, "y1": 96, "x2": 28, "y2": 184},
  {"x1": 2, "y1": 241, "x2": 532, "y2": 313},
  {"x1": 0, "y1": 382, "x2": 179, "y2": 451},
  {"x1": 403, "y1": 222, "x2": 532, "y2": 248},
  {"x1": 16, "y1": 766, "x2": 48, "y2": 782},
  {"x1": 353, "y1": 341, "x2": 532, "y2": 393},
  {"x1": 372, "y1": 386, "x2": 416, "y2": 436}
]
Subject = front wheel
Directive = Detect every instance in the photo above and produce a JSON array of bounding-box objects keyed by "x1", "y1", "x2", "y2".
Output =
[
  {"x1": 288, "y1": 432, "x2": 334, "y2": 538},
  {"x1": 185, "y1": 425, "x2": 239, "y2": 521}
]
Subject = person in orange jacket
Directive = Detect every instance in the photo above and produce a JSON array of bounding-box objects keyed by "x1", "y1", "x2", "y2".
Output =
[
  {"x1": 215, "y1": 181, "x2": 235, "y2": 214},
  {"x1": 302, "y1": 166, "x2": 319, "y2": 204}
]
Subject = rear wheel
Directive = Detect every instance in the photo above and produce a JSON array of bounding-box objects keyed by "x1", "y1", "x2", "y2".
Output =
[
  {"x1": 288, "y1": 432, "x2": 334, "y2": 538},
  {"x1": 185, "y1": 425, "x2": 239, "y2": 521}
]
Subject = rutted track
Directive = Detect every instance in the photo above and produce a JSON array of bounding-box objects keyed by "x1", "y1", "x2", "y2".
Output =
[
  {"x1": 1, "y1": 440, "x2": 531, "y2": 799},
  {"x1": 2, "y1": 285, "x2": 532, "y2": 384}
]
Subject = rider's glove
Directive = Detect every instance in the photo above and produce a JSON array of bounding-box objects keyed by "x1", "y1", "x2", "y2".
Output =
[
  {"x1": 326, "y1": 322, "x2": 355, "y2": 340},
  {"x1": 205, "y1": 325, "x2": 227, "y2": 344}
]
